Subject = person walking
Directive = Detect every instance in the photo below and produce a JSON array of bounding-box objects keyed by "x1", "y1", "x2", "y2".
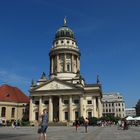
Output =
[
  {"x1": 39, "y1": 108, "x2": 48, "y2": 140},
  {"x1": 84, "y1": 118, "x2": 89, "y2": 133},
  {"x1": 75, "y1": 118, "x2": 80, "y2": 132}
]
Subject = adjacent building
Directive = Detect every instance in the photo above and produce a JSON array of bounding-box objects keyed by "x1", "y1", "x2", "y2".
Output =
[
  {"x1": 102, "y1": 93, "x2": 125, "y2": 118},
  {"x1": 135, "y1": 99, "x2": 140, "y2": 116},
  {"x1": 125, "y1": 108, "x2": 136, "y2": 117},
  {"x1": 0, "y1": 84, "x2": 29, "y2": 122},
  {"x1": 29, "y1": 19, "x2": 102, "y2": 123}
]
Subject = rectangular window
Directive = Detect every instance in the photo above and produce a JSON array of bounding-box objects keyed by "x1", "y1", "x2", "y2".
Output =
[
  {"x1": 64, "y1": 100, "x2": 69, "y2": 104},
  {"x1": 35, "y1": 101, "x2": 39, "y2": 105},
  {"x1": 88, "y1": 112, "x2": 92, "y2": 118},
  {"x1": 11, "y1": 108, "x2": 15, "y2": 118},
  {"x1": 87, "y1": 100, "x2": 92, "y2": 104},
  {"x1": 22, "y1": 109, "x2": 24, "y2": 115},
  {"x1": 64, "y1": 112, "x2": 68, "y2": 120},
  {"x1": 35, "y1": 112, "x2": 39, "y2": 121},
  {"x1": 74, "y1": 99, "x2": 79, "y2": 104},
  {"x1": 67, "y1": 64, "x2": 70, "y2": 72},
  {"x1": 44, "y1": 100, "x2": 49, "y2": 105},
  {"x1": 1, "y1": 107, "x2": 6, "y2": 117},
  {"x1": 75, "y1": 111, "x2": 79, "y2": 119}
]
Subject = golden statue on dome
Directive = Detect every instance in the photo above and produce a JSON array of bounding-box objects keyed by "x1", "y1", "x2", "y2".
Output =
[{"x1": 64, "y1": 16, "x2": 67, "y2": 26}]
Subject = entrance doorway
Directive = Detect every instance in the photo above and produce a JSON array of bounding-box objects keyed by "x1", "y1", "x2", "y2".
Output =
[
  {"x1": 53, "y1": 96, "x2": 59, "y2": 122},
  {"x1": 35, "y1": 112, "x2": 39, "y2": 121}
]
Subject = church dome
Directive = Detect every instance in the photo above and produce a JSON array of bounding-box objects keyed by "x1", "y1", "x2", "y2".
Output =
[
  {"x1": 55, "y1": 25, "x2": 75, "y2": 39},
  {"x1": 55, "y1": 18, "x2": 75, "y2": 40}
]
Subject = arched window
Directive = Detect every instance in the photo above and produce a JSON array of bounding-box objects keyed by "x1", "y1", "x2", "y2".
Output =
[
  {"x1": 1, "y1": 107, "x2": 6, "y2": 117},
  {"x1": 67, "y1": 64, "x2": 70, "y2": 72}
]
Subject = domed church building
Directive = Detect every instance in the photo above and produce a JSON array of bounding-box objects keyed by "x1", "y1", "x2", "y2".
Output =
[{"x1": 29, "y1": 19, "x2": 102, "y2": 123}]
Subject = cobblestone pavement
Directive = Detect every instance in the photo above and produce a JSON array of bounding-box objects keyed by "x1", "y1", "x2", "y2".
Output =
[{"x1": 0, "y1": 126, "x2": 140, "y2": 140}]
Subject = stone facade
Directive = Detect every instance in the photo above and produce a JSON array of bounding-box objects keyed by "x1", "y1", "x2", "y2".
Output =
[
  {"x1": 0, "y1": 84, "x2": 29, "y2": 123},
  {"x1": 0, "y1": 102, "x2": 28, "y2": 121},
  {"x1": 125, "y1": 108, "x2": 136, "y2": 117},
  {"x1": 136, "y1": 99, "x2": 140, "y2": 116},
  {"x1": 102, "y1": 93, "x2": 125, "y2": 118},
  {"x1": 29, "y1": 19, "x2": 102, "y2": 123}
]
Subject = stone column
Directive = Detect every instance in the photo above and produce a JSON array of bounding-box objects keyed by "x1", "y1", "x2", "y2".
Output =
[
  {"x1": 59, "y1": 96, "x2": 63, "y2": 121},
  {"x1": 57, "y1": 54, "x2": 60, "y2": 72},
  {"x1": 71, "y1": 54, "x2": 74, "y2": 72},
  {"x1": 64, "y1": 53, "x2": 67, "y2": 72},
  {"x1": 80, "y1": 96, "x2": 83, "y2": 117},
  {"x1": 93, "y1": 97, "x2": 97, "y2": 118},
  {"x1": 49, "y1": 97, "x2": 53, "y2": 122},
  {"x1": 39, "y1": 97, "x2": 43, "y2": 114},
  {"x1": 77, "y1": 57, "x2": 80, "y2": 71},
  {"x1": 39, "y1": 97, "x2": 43, "y2": 121},
  {"x1": 51, "y1": 57, "x2": 54, "y2": 74},
  {"x1": 98, "y1": 97, "x2": 102, "y2": 118},
  {"x1": 29, "y1": 97, "x2": 33, "y2": 122},
  {"x1": 69, "y1": 96, "x2": 73, "y2": 121}
]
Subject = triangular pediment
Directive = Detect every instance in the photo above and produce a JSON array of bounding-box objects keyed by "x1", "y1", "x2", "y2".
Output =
[{"x1": 35, "y1": 79, "x2": 77, "y2": 91}]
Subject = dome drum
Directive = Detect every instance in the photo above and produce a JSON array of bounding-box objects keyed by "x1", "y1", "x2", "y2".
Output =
[
  {"x1": 53, "y1": 38, "x2": 77, "y2": 48},
  {"x1": 49, "y1": 20, "x2": 80, "y2": 80},
  {"x1": 49, "y1": 48, "x2": 81, "y2": 57}
]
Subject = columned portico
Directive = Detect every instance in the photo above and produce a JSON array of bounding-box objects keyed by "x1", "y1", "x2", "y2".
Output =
[
  {"x1": 29, "y1": 98, "x2": 33, "y2": 121},
  {"x1": 39, "y1": 97, "x2": 43, "y2": 114},
  {"x1": 98, "y1": 97, "x2": 102, "y2": 118},
  {"x1": 69, "y1": 96, "x2": 73, "y2": 121},
  {"x1": 59, "y1": 96, "x2": 63, "y2": 121},
  {"x1": 80, "y1": 96, "x2": 83, "y2": 117},
  {"x1": 93, "y1": 97, "x2": 97, "y2": 117},
  {"x1": 49, "y1": 96, "x2": 53, "y2": 122}
]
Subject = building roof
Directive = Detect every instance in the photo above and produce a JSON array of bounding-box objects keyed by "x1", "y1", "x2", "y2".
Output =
[
  {"x1": 55, "y1": 25, "x2": 75, "y2": 39},
  {"x1": 0, "y1": 84, "x2": 29, "y2": 103},
  {"x1": 102, "y1": 93, "x2": 124, "y2": 102}
]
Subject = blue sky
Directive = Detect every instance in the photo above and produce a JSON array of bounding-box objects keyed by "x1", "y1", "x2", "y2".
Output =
[{"x1": 0, "y1": 0, "x2": 140, "y2": 107}]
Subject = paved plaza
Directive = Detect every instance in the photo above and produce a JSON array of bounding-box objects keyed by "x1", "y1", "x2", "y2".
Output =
[{"x1": 0, "y1": 125, "x2": 140, "y2": 140}]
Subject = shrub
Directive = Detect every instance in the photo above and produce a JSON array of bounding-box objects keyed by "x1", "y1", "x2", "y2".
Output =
[
  {"x1": 88, "y1": 117, "x2": 98, "y2": 126},
  {"x1": 21, "y1": 120, "x2": 30, "y2": 126}
]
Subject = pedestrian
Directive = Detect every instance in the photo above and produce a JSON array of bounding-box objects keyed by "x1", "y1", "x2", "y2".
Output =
[
  {"x1": 12, "y1": 120, "x2": 16, "y2": 128},
  {"x1": 39, "y1": 108, "x2": 48, "y2": 140},
  {"x1": 123, "y1": 120, "x2": 128, "y2": 130},
  {"x1": 75, "y1": 118, "x2": 80, "y2": 132},
  {"x1": 84, "y1": 118, "x2": 89, "y2": 133}
]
